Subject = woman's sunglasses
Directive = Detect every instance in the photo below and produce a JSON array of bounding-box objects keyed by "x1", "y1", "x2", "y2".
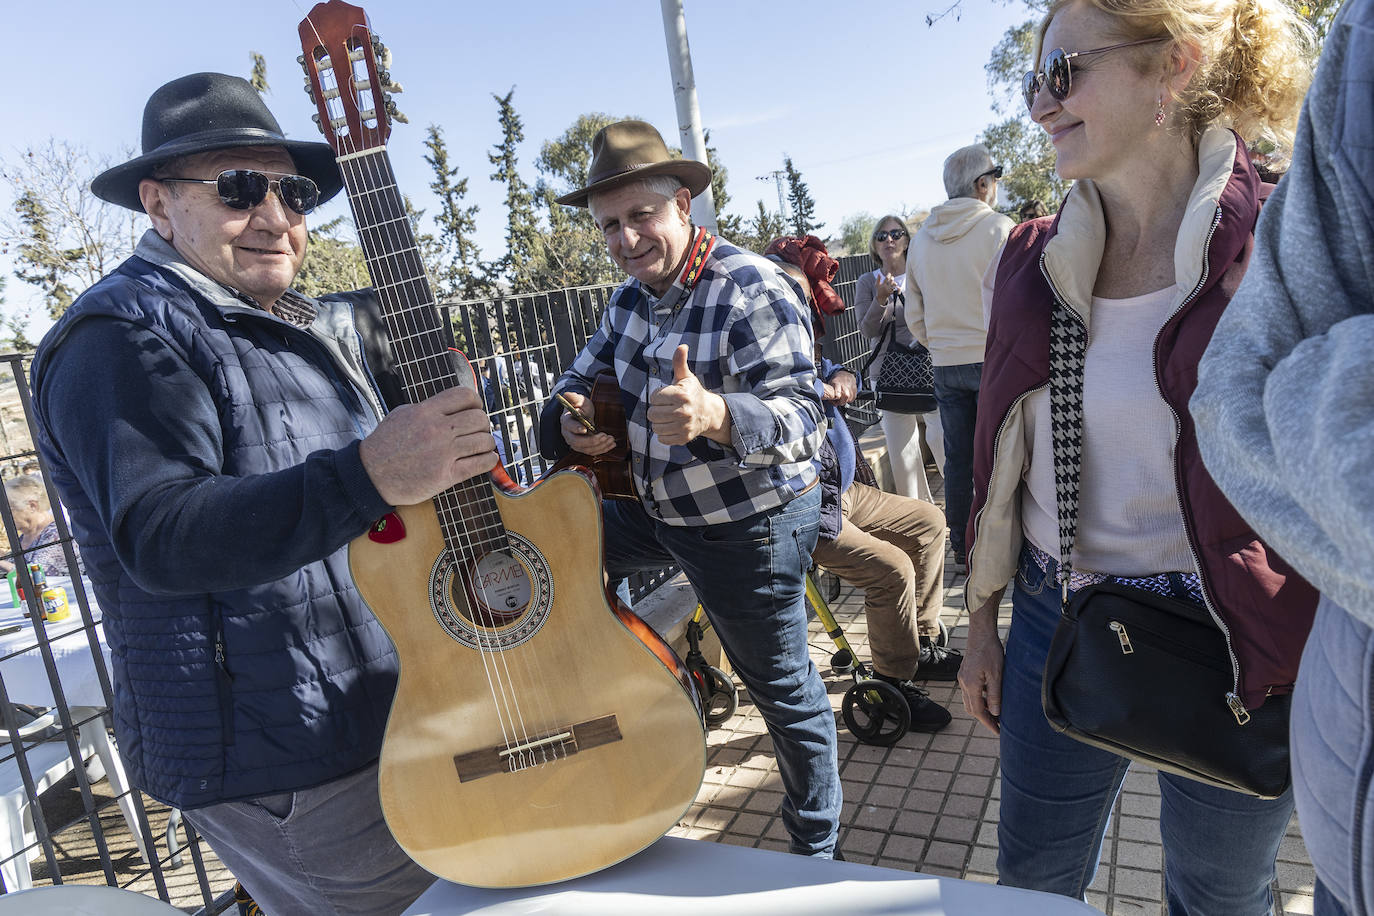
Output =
[
  {"x1": 159, "y1": 169, "x2": 321, "y2": 215},
  {"x1": 873, "y1": 229, "x2": 907, "y2": 242},
  {"x1": 1022, "y1": 37, "x2": 1167, "y2": 111}
]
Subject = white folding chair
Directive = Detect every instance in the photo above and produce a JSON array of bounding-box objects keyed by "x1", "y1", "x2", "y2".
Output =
[{"x1": 0, "y1": 706, "x2": 149, "y2": 891}]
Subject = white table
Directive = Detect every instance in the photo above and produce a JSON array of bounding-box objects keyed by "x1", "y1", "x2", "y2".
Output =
[
  {"x1": 402, "y1": 836, "x2": 1102, "y2": 916},
  {"x1": 0, "y1": 577, "x2": 111, "y2": 708}
]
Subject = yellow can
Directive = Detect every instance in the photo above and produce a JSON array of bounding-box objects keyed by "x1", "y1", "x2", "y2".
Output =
[{"x1": 39, "y1": 587, "x2": 69, "y2": 622}]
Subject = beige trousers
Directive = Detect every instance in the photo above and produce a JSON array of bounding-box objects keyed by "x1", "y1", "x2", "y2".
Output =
[{"x1": 811, "y1": 482, "x2": 947, "y2": 679}]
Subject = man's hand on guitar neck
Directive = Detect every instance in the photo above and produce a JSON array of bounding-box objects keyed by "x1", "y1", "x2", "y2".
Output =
[
  {"x1": 359, "y1": 386, "x2": 499, "y2": 507},
  {"x1": 648, "y1": 345, "x2": 732, "y2": 447},
  {"x1": 558, "y1": 391, "x2": 617, "y2": 456}
]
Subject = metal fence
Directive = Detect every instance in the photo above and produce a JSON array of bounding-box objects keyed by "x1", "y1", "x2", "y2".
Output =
[{"x1": 0, "y1": 251, "x2": 878, "y2": 907}]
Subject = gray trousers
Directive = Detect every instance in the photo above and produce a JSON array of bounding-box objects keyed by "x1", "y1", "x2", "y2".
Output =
[{"x1": 183, "y1": 762, "x2": 433, "y2": 916}]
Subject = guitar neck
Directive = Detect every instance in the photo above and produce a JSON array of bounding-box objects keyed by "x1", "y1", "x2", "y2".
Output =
[
  {"x1": 336, "y1": 148, "x2": 505, "y2": 558},
  {"x1": 337, "y1": 149, "x2": 454, "y2": 406}
]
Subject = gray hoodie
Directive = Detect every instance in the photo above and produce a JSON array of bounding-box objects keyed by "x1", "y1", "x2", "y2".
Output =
[{"x1": 1190, "y1": 0, "x2": 1374, "y2": 624}]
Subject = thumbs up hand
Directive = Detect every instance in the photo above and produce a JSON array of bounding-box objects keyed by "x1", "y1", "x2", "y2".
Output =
[{"x1": 647, "y1": 345, "x2": 731, "y2": 446}]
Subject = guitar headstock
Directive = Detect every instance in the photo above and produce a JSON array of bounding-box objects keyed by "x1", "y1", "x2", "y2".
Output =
[{"x1": 298, "y1": 0, "x2": 405, "y2": 156}]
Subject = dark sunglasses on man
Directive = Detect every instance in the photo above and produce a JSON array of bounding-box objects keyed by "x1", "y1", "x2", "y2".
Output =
[
  {"x1": 159, "y1": 169, "x2": 321, "y2": 215},
  {"x1": 873, "y1": 228, "x2": 907, "y2": 242},
  {"x1": 1022, "y1": 37, "x2": 1168, "y2": 110},
  {"x1": 978, "y1": 166, "x2": 1004, "y2": 182}
]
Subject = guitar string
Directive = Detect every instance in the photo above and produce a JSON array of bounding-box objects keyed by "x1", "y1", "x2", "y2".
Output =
[
  {"x1": 340, "y1": 152, "x2": 532, "y2": 761},
  {"x1": 341, "y1": 145, "x2": 561, "y2": 769},
  {"x1": 337, "y1": 151, "x2": 527, "y2": 755},
  {"x1": 304, "y1": 21, "x2": 541, "y2": 763}
]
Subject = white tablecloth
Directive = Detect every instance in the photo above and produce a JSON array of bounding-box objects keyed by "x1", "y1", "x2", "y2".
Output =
[
  {"x1": 402, "y1": 835, "x2": 1102, "y2": 916},
  {"x1": 0, "y1": 577, "x2": 111, "y2": 708}
]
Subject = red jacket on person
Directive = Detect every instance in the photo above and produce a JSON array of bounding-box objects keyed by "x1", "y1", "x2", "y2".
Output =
[{"x1": 965, "y1": 128, "x2": 1317, "y2": 711}]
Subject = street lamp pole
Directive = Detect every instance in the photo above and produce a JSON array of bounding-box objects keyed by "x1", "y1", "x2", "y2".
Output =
[{"x1": 659, "y1": 0, "x2": 717, "y2": 232}]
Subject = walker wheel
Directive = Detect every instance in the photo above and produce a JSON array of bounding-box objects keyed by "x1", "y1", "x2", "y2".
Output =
[
  {"x1": 829, "y1": 648, "x2": 855, "y2": 675},
  {"x1": 841, "y1": 679, "x2": 910, "y2": 747},
  {"x1": 693, "y1": 665, "x2": 739, "y2": 727}
]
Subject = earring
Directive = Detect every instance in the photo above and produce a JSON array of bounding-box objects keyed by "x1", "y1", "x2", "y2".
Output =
[{"x1": 1155, "y1": 96, "x2": 1166, "y2": 127}]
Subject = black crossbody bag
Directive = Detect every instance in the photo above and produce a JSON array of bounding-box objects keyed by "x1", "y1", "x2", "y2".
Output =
[
  {"x1": 858, "y1": 291, "x2": 937, "y2": 415},
  {"x1": 1038, "y1": 303, "x2": 1291, "y2": 799}
]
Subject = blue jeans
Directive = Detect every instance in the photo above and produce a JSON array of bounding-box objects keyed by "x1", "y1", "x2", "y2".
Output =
[
  {"x1": 1292, "y1": 596, "x2": 1374, "y2": 916},
  {"x1": 998, "y1": 546, "x2": 1294, "y2": 913},
  {"x1": 601, "y1": 486, "x2": 840, "y2": 856},
  {"x1": 932, "y1": 362, "x2": 981, "y2": 556}
]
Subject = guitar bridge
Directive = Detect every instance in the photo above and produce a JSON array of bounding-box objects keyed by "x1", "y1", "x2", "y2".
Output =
[{"x1": 453, "y1": 715, "x2": 622, "y2": 783}]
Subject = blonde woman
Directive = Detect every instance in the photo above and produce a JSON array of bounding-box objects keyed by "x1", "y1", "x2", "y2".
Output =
[
  {"x1": 852, "y1": 215, "x2": 942, "y2": 502},
  {"x1": 957, "y1": 0, "x2": 1317, "y2": 908}
]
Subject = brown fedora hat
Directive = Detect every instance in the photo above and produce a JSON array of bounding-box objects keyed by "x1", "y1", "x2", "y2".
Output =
[{"x1": 555, "y1": 120, "x2": 711, "y2": 208}]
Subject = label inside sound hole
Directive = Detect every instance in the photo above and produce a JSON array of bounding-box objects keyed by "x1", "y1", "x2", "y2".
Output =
[{"x1": 472, "y1": 550, "x2": 531, "y2": 619}]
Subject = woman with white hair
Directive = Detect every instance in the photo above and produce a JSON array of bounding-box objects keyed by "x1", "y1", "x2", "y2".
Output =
[
  {"x1": 853, "y1": 214, "x2": 943, "y2": 503},
  {"x1": 2, "y1": 473, "x2": 81, "y2": 578},
  {"x1": 958, "y1": 0, "x2": 1317, "y2": 908}
]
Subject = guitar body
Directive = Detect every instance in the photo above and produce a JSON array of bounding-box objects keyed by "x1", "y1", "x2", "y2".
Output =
[{"x1": 350, "y1": 468, "x2": 705, "y2": 887}]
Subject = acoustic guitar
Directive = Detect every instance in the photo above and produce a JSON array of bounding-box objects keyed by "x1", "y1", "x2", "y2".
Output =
[
  {"x1": 551, "y1": 372, "x2": 636, "y2": 501},
  {"x1": 298, "y1": 1, "x2": 705, "y2": 887}
]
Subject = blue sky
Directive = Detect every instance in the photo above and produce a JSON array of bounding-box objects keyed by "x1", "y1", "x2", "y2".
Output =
[{"x1": 4, "y1": 0, "x2": 1032, "y2": 331}]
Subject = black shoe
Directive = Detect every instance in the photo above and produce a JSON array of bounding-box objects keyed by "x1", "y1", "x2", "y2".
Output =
[
  {"x1": 916, "y1": 639, "x2": 963, "y2": 681},
  {"x1": 952, "y1": 549, "x2": 968, "y2": 575},
  {"x1": 875, "y1": 674, "x2": 952, "y2": 733}
]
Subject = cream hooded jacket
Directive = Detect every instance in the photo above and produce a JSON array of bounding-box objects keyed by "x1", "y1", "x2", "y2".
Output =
[{"x1": 904, "y1": 197, "x2": 1014, "y2": 366}]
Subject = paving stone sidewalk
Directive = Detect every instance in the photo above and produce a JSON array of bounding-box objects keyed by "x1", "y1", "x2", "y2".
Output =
[{"x1": 667, "y1": 468, "x2": 1316, "y2": 916}]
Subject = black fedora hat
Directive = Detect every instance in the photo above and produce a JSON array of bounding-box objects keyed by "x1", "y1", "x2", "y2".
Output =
[
  {"x1": 92, "y1": 72, "x2": 343, "y2": 213},
  {"x1": 555, "y1": 120, "x2": 711, "y2": 208}
]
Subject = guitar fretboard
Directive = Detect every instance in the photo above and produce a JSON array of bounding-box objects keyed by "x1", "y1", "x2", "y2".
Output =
[{"x1": 336, "y1": 148, "x2": 507, "y2": 561}]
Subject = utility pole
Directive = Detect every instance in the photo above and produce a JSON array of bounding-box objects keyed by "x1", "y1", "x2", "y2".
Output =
[
  {"x1": 660, "y1": 0, "x2": 717, "y2": 232},
  {"x1": 757, "y1": 170, "x2": 788, "y2": 223}
]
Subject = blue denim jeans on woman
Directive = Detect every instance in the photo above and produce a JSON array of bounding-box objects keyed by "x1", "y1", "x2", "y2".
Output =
[
  {"x1": 998, "y1": 545, "x2": 1294, "y2": 913},
  {"x1": 932, "y1": 362, "x2": 981, "y2": 557},
  {"x1": 600, "y1": 485, "x2": 841, "y2": 856}
]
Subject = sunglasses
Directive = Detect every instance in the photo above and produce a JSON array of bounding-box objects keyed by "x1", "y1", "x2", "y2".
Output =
[
  {"x1": 873, "y1": 229, "x2": 907, "y2": 242},
  {"x1": 1022, "y1": 37, "x2": 1167, "y2": 111},
  {"x1": 978, "y1": 166, "x2": 1004, "y2": 181},
  {"x1": 160, "y1": 169, "x2": 320, "y2": 215}
]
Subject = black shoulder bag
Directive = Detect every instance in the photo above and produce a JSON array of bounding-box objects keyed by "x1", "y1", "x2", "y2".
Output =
[
  {"x1": 1039, "y1": 303, "x2": 1291, "y2": 799},
  {"x1": 858, "y1": 291, "x2": 937, "y2": 415}
]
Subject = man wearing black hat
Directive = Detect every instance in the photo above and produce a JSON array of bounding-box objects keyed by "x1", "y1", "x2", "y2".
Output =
[
  {"x1": 539, "y1": 120, "x2": 841, "y2": 858},
  {"x1": 29, "y1": 73, "x2": 495, "y2": 913}
]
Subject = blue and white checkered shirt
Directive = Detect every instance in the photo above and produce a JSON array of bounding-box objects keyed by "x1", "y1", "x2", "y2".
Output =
[{"x1": 555, "y1": 237, "x2": 823, "y2": 526}]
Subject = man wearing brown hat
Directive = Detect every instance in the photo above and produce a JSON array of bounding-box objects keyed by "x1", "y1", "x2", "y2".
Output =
[
  {"x1": 29, "y1": 73, "x2": 495, "y2": 913},
  {"x1": 538, "y1": 120, "x2": 841, "y2": 858}
]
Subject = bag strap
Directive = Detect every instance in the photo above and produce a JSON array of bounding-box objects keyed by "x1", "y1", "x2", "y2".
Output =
[
  {"x1": 859, "y1": 289, "x2": 903, "y2": 379},
  {"x1": 1049, "y1": 302, "x2": 1088, "y2": 602}
]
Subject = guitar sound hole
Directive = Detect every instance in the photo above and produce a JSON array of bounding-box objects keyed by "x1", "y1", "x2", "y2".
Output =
[{"x1": 459, "y1": 549, "x2": 533, "y2": 627}]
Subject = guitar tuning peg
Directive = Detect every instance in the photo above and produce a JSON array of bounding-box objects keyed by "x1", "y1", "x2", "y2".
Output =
[
  {"x1": 377, "y1": 45, "x2": 393, "y2": 69},
  {"x1": 296, "y1": 54, "x2": 306, "y2": 66},
  {"x1": 386, "y1": 97, "x2": 409, "y2": 124},
  {"x1": 384, "y1": 80, "x2": 404, "y2": 95}
]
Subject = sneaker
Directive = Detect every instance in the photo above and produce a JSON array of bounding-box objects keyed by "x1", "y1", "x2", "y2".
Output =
[
  {"x1": 235, "y1": 882, "x2": 264, "y2": 916},
  {"x1": 916, "y1": 639, "x2": 963, "y2": 681},
  {"x1": 875, "y1": 673, "x2": 952, "y2": 733}
]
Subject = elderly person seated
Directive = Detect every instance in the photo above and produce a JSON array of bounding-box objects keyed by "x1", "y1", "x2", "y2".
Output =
[
  {"x1": 1, "y1": 473, "x2": 81, "y2": 578},
  {"x1": 767, "y1": 236, "x2": 962, "y2": 729}
]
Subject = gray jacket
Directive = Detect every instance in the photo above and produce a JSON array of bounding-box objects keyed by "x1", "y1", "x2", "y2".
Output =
[{"x1": 1190, "y1": 0, "x2": 1374, "y2": 625}]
